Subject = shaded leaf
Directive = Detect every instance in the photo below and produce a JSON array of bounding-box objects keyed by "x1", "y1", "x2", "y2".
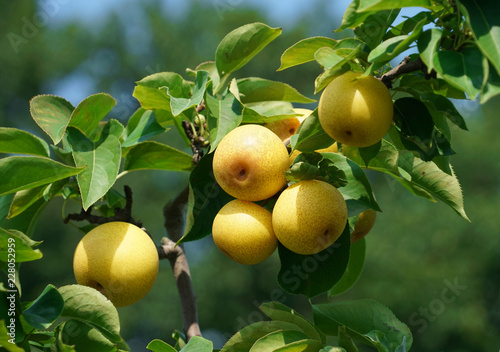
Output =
[
  {"x1": 123, "y1": 141, "x2": 194, "y2": 172},
  {"x1": 0, "y1": 196, "x2": 47, "y2": 237},
  {"x1": 0, "y1": 321, "x2": 24, "y2": 351},
  {"x1": 249, "y1": 330, "x2": 312, "y2": 352},
  {"x1": 292, "y1": 109, "x2": 335, "y2": 152},
  {"x1": 0, "y1": 156, "x2": 84, "y2": 197},
  {"x1": 58, "y1": 319, "x2": 126, "y2": 352},
  {"x1": 180, "y1": 153, "x2": 234, "y2": 243},
  {"x1": 433, "y1": 47, "x2": 485, "y2": 99},
  {"x1": 0, "y1": 128, "x2": 50, "y2": 157},
  {"x1": 354, "y1": 9, "x2": 400, "y2": 50},
  {"x1": 342, "y1": 140, "x2": 469, "y2": 220},
  {"x1": 417, "y1": 28, "x2": 443, "y2": 72},
  {"x1": 278, "y1": 36, "x2": 337, "y2": 71},
  {"x1": 23, "y1": 284, "x2": 64, "y2": 330},
  {"x1": 329, "y1": 237, "x2": 366, "y2": 297},
  {"x1": 179, "y1": 336, "x2": 213, "y2": 352},
  {"x1": 29, "y1": 95, "x2": 74, "y2": 145},
  {"x1": 458, "y1": 0, "x2": 500, "y2": 76},
  {"x1": 313, "y1": 299, "x2": 412, "y2": 352},
  {"x1": 277, "y1": 224, "x2": 350, "y2": 297},
  {"x1": 122, "y1": 109, "x2": 167, "y2": 147}
]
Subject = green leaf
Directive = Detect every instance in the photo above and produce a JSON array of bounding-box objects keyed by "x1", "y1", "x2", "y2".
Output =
[
  {"x1": 123, "y1": 141, "x2": 194, "y2": 172},
  {"x1": 179, "y1": 336, "x2": 213, "y2": 352},
  {"x1": 147, "y1": 339, "x2": 178, "y2": 352},
  {"x1": 133, "y1": 72, "x2": 191, "y2": 112},
  {"x1": 273, "y1": 339, "x2": 324, "y2": 352},
  {"x1": 329, "y1": 237, "x2": 366, "y2": 297},
  {"x1": 323, "y1": 153, "x2": 381, "y2": 216},
  {"x1": 417, "y1": 28, "x2": 443, "y2": 72},
  {"x1": 354, "y1": 10, "x2": 400, "y2": 50},
  {"x1": 397, "y1": 73, "x2": 467, "y2": 99},
  {"x1": 356, "y1": 0, "x2": 431, "y2": 12},
  {"x1": 394, "y1": 97, "x2": 436, "y2": 160},
  {"x1": 458, "y1": 0, "x2": 500, "y2": 76},
  {"x1": 7, "y1": 186, "x2": 47, "y2": 219},
  {"x1": 215, "y1": 22, "x2": 282, "y2": 87},
  {"x1": 480, "y1": 59, "x2": 500, "y2": 104},
  {"x1": 292, "y1": 109, "x2": 335, "y2": 152},
  {"x1": 286, "y1": 152, "x2": 347, "y2": 189},
  {"x1": 385, "y1": 11, "x2": 434, "y2": 40},
  {"x1": 0, "y1": 228, "x2": 42, "y2": 263},
  {"x1": 58, "y1": 319, "x2": 123, "y2": 352},
  {"x1": 196, "y1": 61, "x2": 220, "y2": 89},
  {"x1": 236, "y1": 78, "x2": 315, "y2": 104},
  {"x1": 259, "y1": 302, "x2": 324, "y2": 343},
  {"x1": 336, "y1": 0, "x2": 371, "y2": 32},
  {"x1": 68, "y1": 93, "x2": 117, "y2": 140},
  {"x1": 278, "y1": 36, "x2": 338, "y2": 71},
  {"x1": 206, "y1": 91, "x2": 243, "y2": 152},
  {"x1": 67, "y1": 126, "x2": 121, "y2": 210},
  {"x1": 0, "y1": 195, "x2": 47, "y2": 237},
  {"x1": 58, "y1": 285, "x2": 122, "y2": 344},
  {"x1": 0, "y1": 156, "x2": 84, "y2": 197},
  {"x1": 221, "y1": 321, "x2": 307, "y2": 352},
  {"x1": 0, "y1": 128, "x2": 50, "y2": 157},
  {"x1": 342, "y1": 140, "x2": 469, "y2": 220},
  {"x1": 367, "y1": 18, "x2": 426, "y2": 63},
  {"x1": 180, "y1": 153, "x2": 234, "y2": 243},
  {"x1": 314, "y1": 45, "x2": 363, "y2": 71},
  {"x1": 23, "y1": 284, "x2": 64, "y2": 330},
  {"x1": 419, "y1": 93, "x2": 468, "y2": 131},
  {"x1": 433, "y1": 47, "x2": 485, "y2": 99},
  {"x1": 0, "y1": 321, "x2": 24, "y2": 351},
  {"x1": 313, "y1": 299, "x2": 412, "y2": 352},
  {"x1": 161, "y1": 70, "x2": 209, "y2": 116},
  {"x1": 249, "y1": 330, "x2": 312, "y2": 352},
  {"x1": 122, "y1": 109, "x2": 168, "y2": 147},
  {"x1": 277, "y1": 224, "x2": 350, "y2": 297},
  {"x1": 242, "y1": 101, "x2": 296, "y2": 123},
  {"x1": 29, "y1": 94, "x2": 74, "y2": 145}
]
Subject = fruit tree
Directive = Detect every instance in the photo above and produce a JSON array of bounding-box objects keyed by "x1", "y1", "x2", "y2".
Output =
[{"x1": 1, "y1": 0, "x2": 497, "y2": 351}]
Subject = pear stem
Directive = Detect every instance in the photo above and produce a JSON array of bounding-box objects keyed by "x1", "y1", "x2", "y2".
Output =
[{"x1": 159, "y1": 186, "x2": 202, "y2": 341}]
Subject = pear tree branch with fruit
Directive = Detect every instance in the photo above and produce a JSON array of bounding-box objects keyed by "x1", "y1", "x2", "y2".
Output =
[{"x1": 1, "y1": 0, "x2": 496, "y2": 351}]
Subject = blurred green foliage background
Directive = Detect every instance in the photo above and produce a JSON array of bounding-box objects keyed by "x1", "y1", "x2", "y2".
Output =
[{"x1": 1, "y1": 1, "x2": 499, "y2": 351}]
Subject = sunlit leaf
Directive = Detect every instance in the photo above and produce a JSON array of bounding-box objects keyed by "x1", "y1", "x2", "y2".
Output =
[
  {"x1": 29, "y1": 94, "x2": 74, "y2": 145},
  {"x1": 123, "y1": 141, "x2": 194, "y2": 172},
  {"x1": 278, "y1": 36, "x2": 337, "y2": 71},
  {"x1": 68, "y1": 93, "x2": 116, "y2": 140}
]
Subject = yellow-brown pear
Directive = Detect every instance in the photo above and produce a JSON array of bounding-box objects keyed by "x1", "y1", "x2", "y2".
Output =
[
  {"x1": 318, "y1": 71, "x2": 394, "y2": 147},
  {"x1": 212, "y1": 199, "x2": 277, "y2": 265},
  {"x1": 351, "y1": 209, "x2": 377, "y2": 243},
  {"x1": 213, "y1": 124, "x2": 289, "y2": 201},
  {"x1": 272, "y1": 180, "x2": 348, "y2": 255},
  {"x1": 73, "y1": 222, "x2": 159, "y2": 307}
]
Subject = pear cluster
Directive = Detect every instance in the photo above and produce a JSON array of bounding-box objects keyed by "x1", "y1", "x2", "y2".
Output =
[{"x1": 212, "y1": 123, "x2": 348, "y2": 265}]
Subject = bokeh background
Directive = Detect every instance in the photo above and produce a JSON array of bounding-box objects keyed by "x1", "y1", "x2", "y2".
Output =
[{"x1": 1, "y1": 0, "x2": 499, "y2": 351}]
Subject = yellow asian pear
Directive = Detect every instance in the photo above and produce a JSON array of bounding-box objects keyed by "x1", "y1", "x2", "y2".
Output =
[
  {"x1": 272, "y1": 180, "x2": 348, "y2": 255},
  {"x1": 213, "y1": 124, "x2": 289, "y2": 201},
  {"x1": 318, "y1": 71, "x2": 394, "y2": 147},
  {"x1": 212, "y1": 199, "x2": 277, "y2": 265},
  {"x1": 73, "y1": 222, "x2": 159, "y2": 307}
]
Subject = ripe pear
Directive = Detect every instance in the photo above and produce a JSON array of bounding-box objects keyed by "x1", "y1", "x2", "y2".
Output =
[
  {"x1": 265, "y1": 117, "x2": 301, "y2": 141},
  {"x1": 351, "y1": 209, "x2": 377, "y2": 243},
  {"x1": 272, "y1": 180, "x2": 348, "y2": 255},
  {"x1": 73, "y1": 222, "x2": 159, "y2": 307},
  {"x1": 213, "y1": 124, "x2": 289, "y2": 201},
  {"x1": 318, "y1": 71, "x2": 394, "y2": 147},
  {"x1": 212, "y1": 199, "x2": 277, "y2": 265}
]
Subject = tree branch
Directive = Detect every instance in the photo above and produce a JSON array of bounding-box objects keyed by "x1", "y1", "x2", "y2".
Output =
[
  {"x1": 158, "y1": 186, "x2": 201, "y2": 341},
  {"x1": 378, "y1": 56, "x2": 436, "y2": 88},
  {"x1": 63, "y1": 185, "x2": 142, "y2": 227}
]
